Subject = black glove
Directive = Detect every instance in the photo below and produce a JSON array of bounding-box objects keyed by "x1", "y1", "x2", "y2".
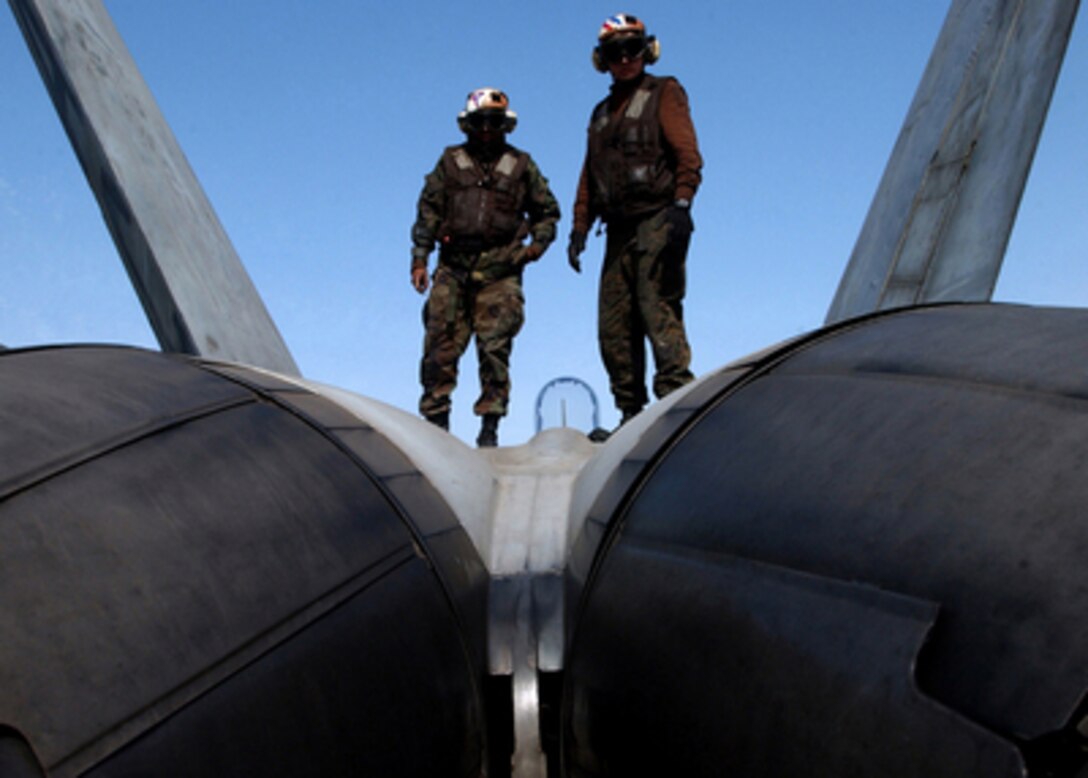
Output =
[
  {"x1": 567, "y1": 230, "x2": 587, "y2": 273},
  {"x1": 667, "y1": 201, "x2": 694, "y2": 240},
  {"x1": 665, "y1": 201, "x2": 691, "y2": 237}
]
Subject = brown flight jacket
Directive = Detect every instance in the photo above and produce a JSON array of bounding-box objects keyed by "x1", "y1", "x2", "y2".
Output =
[{"x1": 572, "y1": 72, "x2": 703, "y2": 234}]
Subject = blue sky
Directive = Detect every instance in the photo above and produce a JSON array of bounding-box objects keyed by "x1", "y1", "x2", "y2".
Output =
[{"x1": 2, "y1": 3, "x2": 1086, "y2": 445}]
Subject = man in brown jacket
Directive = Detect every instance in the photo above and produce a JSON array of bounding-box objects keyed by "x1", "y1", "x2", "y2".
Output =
[{"x1": 568, "y1": 13, "x2": 703, "y2": 427}]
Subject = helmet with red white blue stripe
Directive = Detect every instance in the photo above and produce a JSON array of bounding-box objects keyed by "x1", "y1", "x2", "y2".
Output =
[
  {"x1": 597, "y1": 13, "x2": 646, "y2": 42},
  {"x1": 593, "y1": 13, "x2": 660, "y2": 72}
]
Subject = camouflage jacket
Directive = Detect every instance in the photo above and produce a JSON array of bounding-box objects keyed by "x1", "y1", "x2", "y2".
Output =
[{"x1": 411, "y1": 141, "x2": 560, "y2": 279}]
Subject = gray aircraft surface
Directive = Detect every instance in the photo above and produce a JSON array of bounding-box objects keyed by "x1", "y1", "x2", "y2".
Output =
[{"x1": 2, "y1": 1, "x2": 1086, "y2": 776}]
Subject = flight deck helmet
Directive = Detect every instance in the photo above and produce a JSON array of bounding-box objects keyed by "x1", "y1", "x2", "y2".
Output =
[
  {"x1": 457, "y1": 87, "x2": 518, "y2": 134},
  {"x1": 593, "y1": 13, "x2": 661, "y2": 72}
]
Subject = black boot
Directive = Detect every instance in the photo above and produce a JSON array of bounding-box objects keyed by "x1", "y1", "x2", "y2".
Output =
[
  {"x1": 619, "y1": 406, "x2": 642, "y2": 426},
  {"x1": 477, "y1": 414, "x2": 500, "y2": 448},
  {"x1": 425, "y1": 411, "x2": 449, "y2": 431},
  {"x1": 587, "y1": 426, "x2": 611, "y2": 443}
]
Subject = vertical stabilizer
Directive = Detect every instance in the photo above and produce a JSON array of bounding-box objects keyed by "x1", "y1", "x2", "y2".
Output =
[
  {"x1": 8, "y1": 0, "x2": 300, "y2": 375},
  {"x1": 827, "y1": 0, "x2": 1079, "y2": 324}
]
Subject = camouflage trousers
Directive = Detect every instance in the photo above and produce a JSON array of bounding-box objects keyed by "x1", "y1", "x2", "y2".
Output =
[
  {"x1": 599, "y1": 208, "x2": 694, "y2": 413},
  {"x1": 419, "y1": 264, "x2": 525, "y2": 418}
]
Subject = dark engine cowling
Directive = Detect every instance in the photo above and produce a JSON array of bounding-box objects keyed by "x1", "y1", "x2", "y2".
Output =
[
  {"x1": 563, "y1": 303, "x2": 1088, "y2": 777},
  {"x1": 0, "y1": 346, "x2": 488, "y2": 777}
]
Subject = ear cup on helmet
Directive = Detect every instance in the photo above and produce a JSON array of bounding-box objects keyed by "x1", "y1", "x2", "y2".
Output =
[
  {"x1": 592, "y1": 47, "x2": 607, "y2": 72},
  {"x1": 645, "y1": 36, "x2": 660, "y2": 64}
]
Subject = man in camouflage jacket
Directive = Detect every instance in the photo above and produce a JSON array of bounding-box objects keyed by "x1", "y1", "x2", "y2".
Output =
[{"x1": 411, "y1": 87, "x2": 560, "y2": 447}]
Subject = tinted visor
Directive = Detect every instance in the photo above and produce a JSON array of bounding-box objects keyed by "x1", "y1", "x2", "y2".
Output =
[
  {"x1": 467, "y1": 111, "x2": 507, "y2": 131},
  {"x1": 601, "y1": 36, "x2": 646, "y2": 63}
]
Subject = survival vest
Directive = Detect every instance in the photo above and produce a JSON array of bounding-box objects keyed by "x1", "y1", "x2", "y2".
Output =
[
  {"x1": 587, "y1": 74, "x2": 676, "y2": 221},
  {"x1": 439, "y1": 145, "x2": 529, "y2": 248}
]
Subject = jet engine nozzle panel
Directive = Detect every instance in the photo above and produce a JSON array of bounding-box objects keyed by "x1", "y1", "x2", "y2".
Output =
[
  {"x1": 564, "y1": 303, "x2": 1088, "y2": 776},
  {"x1": 0, "y1": 345, "x2": 488, "y2": 777}
]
